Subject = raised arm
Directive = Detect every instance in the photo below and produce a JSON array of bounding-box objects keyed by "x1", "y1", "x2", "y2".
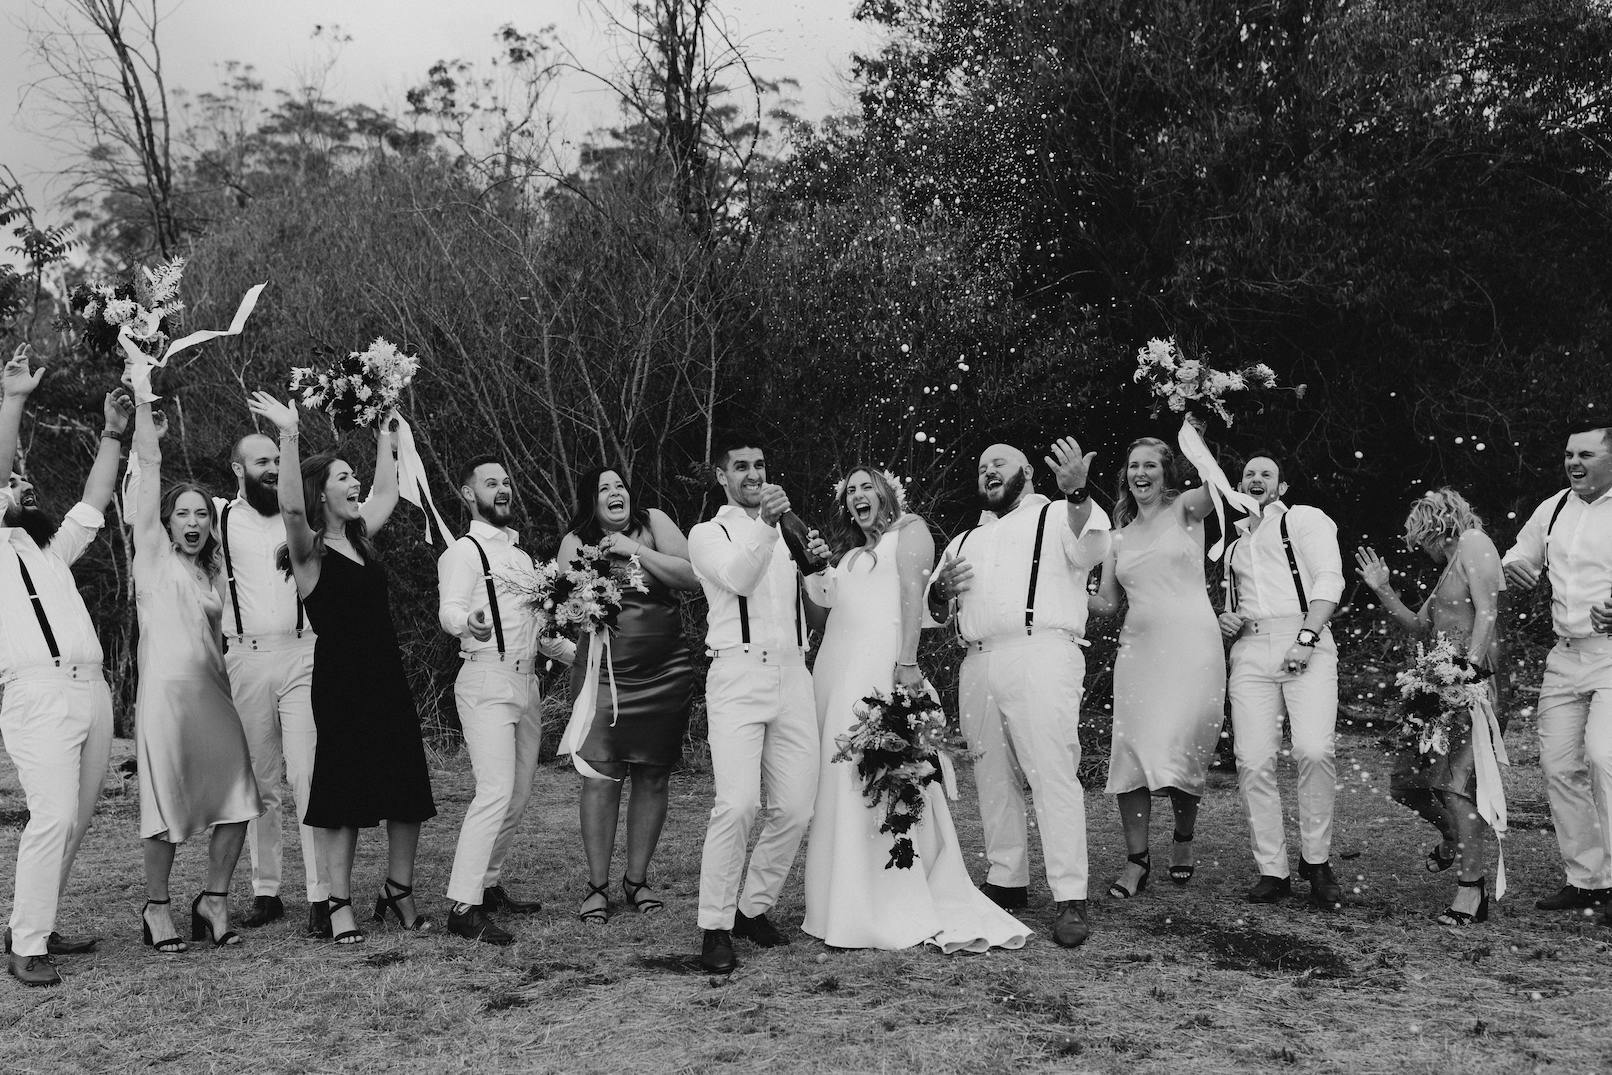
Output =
[
  {"x1": 248, "y1": 392, "x2": 319, "y2": 596},
  {"x1": 129, "y1": 400, "x2": 168, "y2": 562},
  {"x1": 1459, "y1": 531, "x2": 1503, "y2": 667},
  {"x1": 894, "y1": 515, "x2": 936, "y2": 690},
  {"x1": 687, "y1": 516, "x2": 779, "y2": 597},
  {"x1": 359, "y1": 417, "x2": 401, "y2": 536},
  {"x1": 1353, "y1": 546, "x2": 1430, "y2": 636},
  {"x1": 80, "y1": 389, "x2": 133, "y2": 516},
  {"x1": 0, "y1": 347, "x2": 44, "y2": 483}
]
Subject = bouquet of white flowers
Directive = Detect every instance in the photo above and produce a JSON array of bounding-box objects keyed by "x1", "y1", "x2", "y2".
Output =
[
  {"x1": 517, "y1": 545, "x2": 649, "y2": 639},
  {"x1": 1133, "y1": 336, "x2": 1281, "y2": 426},
  {"x1": 60, "y1": 259, "x2": 187, "y2": 363},
  {"x1": 1395, "y1": 636, "x2": 1492, "y2": 757},
  {"x1": 289, "y1": 338, "x2": 420, "y2": 431}
]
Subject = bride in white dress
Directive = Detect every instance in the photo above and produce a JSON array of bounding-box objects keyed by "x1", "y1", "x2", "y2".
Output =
[{"x1": 801, "y1": 466, "x2": 1030, "y2": 952}]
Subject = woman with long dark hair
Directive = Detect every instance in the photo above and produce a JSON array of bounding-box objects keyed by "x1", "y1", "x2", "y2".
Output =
[
  {"x1": 129, "y1": 398, "x2": 262, "y2": 954},
  {"x1": 245, "y1": 392, "x2": 436, "y2": 946},
  {"x1": 560, "y1": 464, "x2": 698, "y2": 925},
  {"x1": 1088, "y1": 436, "x2": 1226, "y2": 899}
]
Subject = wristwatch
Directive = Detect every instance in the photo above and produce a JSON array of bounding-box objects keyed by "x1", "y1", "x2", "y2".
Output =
[
  {"x1": 1295, "y1": 628, "x2": 1320, "y2": 648},
  {"x1": 1066, "y1": 486, "x2": 1090, "y2": 504}
]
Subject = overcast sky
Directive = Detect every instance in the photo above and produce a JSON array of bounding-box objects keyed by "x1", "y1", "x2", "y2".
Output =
[{"x1": 1, "y1": 0, "x2": 879, "y2": 221}]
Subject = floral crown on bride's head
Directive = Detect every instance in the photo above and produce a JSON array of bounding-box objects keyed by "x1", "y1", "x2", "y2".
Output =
[{"x1": 830, "y1": 467, "x2": 909, "y2": 512}]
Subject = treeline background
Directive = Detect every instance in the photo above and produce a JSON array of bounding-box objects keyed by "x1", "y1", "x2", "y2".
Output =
[{"x1": 3, "y1": 0, "x2": 1610, "y2": 751}]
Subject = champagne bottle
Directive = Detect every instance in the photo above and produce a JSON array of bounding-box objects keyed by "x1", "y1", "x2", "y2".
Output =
[{"x1": 778, "y1": 509, "x2": 826, "y2": 574}]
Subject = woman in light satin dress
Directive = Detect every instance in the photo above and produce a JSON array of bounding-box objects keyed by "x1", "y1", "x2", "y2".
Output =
[{"x1": 130, "y1": 398, "x2": 262, "y2": 954}]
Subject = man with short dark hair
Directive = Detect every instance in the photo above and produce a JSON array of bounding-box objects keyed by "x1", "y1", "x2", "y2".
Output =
[
  {"x1": 0, "y1": 349, "x2": 128, "y2": 987},
  {"x1": 687, "y1": 434, "x2": 818, "y2": 973},
  {"x1": 1218, "y1": 454, "x2": 1346, "y2": 909},
  {"x1": 437, "y1": 454, "x2": 573, "y2": 945},
  {"x1": 1503, "y1": 425, "x2": 1612, "y2": 915},
  {"x1": 214, "y1": 431, "x2": 328, "y2": 932}
]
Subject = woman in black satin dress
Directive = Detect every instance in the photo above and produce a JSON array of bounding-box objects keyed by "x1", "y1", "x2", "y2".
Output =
[{"x1": 560, "y1": 466, "x2": 698, "y2": 924}]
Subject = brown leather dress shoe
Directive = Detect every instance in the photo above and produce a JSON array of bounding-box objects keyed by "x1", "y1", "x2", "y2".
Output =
[
  {"x1": 1051, "y1": 901, "x2": 1090, "y2": 947},
  {"x1": 7, "y1": 952, "x2": 62, "y2": 987}
]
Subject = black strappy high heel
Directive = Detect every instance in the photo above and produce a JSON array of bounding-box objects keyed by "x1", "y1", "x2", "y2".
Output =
[
  {"x1": 327, "y1": 896, "x2": 366, "y2": 945},
  {"x1": 1169, "y1": 830, "x2": 1196, "y2": 885},
  {"x1": 190, "y1": 891, "x2": 242, "y2": 947},
  {"x1": 373, "y1": 877, "x2": 432, "y2": 931},
  {"x1": 578, "y1": 881, "x2": 611, "y2": 925},
  {"x1": 621, "y1": 875, "x2": 664, "y2": 915},
  {"x1": 1436, "y1": 877, "x2": 1489, "y2": 926},
  {"x1": 141, "y1": 898, "x2": 188, "y2": 954},
  {"x1": 1108, "y1": 850, "x2": 1151, "y2": 899},
  {"x1": 1425, "y1": 842, "x2": 1457, "y2": 873}
]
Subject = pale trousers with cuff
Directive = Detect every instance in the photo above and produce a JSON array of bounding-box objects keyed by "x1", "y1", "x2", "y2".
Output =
[
  {"x1": 1229, "y1": 622, "x2": 1338, "y2": 879},
  {"x1": 1536, "y1": 636, "x2": 1612, "y2": 890},
  {"x1": 228, "y1": 641, "x2": 327, "y2": 902},
  {"x1": 446, "y1": 661, "x2": 544, "y2": 905},
  {"x1": 697, "y1": 653, "x2": 817, "y2": 931},
  {"x1": 958, "y1": 635, "x2": 1090, "y2": 902},
  {"x1": 0, "y1": 671, "x2": 113, "y2": 957}
]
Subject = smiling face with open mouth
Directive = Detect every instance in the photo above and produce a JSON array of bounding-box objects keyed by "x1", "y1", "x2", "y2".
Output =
[
  {"x1": 320, "y1": 459, "x2": 365, "y2": 525},
  {"x1": 1239, "y1": 456, "x2": 1285, "y2": 509},
  {"x1": 1564, "y1": 430, "x2": 1612, "y2": 502},
  {"x1": 717, "y1": 447, "x2": 766, "y2": 510},
  {"x1": 465, "y1": 462, "x2": 514, "y2": 526},
  {"x1": 165, "y1": 488, "x2": 214, "y2": 558},
  {"x1": 595, "y1": 470, "x2": 631, "y2": 532},
  {"x1": 1126, "y1": 445, "x2": 1168, "y2": 508},
  {"x1": 977, "y1": 445, "x2": 1030, "y2": 513},
  {"x1": 842, "y1": 469, "x2": 887, "y2": 537}
]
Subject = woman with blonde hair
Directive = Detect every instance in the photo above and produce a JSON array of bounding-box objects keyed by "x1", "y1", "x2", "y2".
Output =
[{"x1": 1355, "y1": 487, "x2": 1505, "y2": 925}]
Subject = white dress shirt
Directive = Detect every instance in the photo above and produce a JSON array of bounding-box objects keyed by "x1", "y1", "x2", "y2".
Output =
[
  {"x1": 1227, "y1": 501, "x2": 1344, "y2": 618},
  {"x1": 930, "y1": 493, "x2": 1112, "y2": 643},
  {"x1": 437, "y1": 519, "x2": 573, "y2": 662},
  {"x1": 1504, "y1": 488, "x2": 1612, "y2": 639},
  {"x1": 211, "y1": 497, "x2": 308, "y2": 638},
  {"x1": 688, "y1": 505, "x2": 804, "y2": 652},
  {"x1": 0, "y1": 498, "x2": 106, "y2": 673}
]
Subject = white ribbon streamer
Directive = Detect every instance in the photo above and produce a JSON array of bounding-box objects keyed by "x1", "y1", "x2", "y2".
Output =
[
  {"x1": 1175, "y1": 418, "x2": 1260, "y2": 559},
  {"x1": 159, "y1": 283, "x2": 266, "y2": 364},
  {"x1": 558, "y1": 629, "x2": 622, "y2": 781},
  {"x1": 1468, "y1": 687, "x2": 1510, "y2": 900},
  {"x1": 392, "y1": 414, "x2": 454, "y2": 544}
]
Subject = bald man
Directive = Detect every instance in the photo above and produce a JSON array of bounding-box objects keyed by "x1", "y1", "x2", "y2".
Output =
[
  {"x1": 214, "y1": 432, "x2": 328, "y2": 933},
  {"x1": 926, "y1": 439, "x2": 1110, "y2": 947}
]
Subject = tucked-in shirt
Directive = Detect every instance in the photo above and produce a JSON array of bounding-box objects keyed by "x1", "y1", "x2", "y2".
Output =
[
  {"x1": 928, "y1": 493, "x2": 1112, "y2": 643},
  {"x1": 437, "y1": 519, "x2": 574, "y2": 664},
  {"x1": 1503, "y1": 487, "x2": 1612, "y2": 639},
  {"x1": 1227, "y1": 501, "x2": 1344, "y2": 618},
  {"x1": 211, "y1": 497, "x2": 310, "y2": 638},
  {"x1": 0, "y1": 500, "x2": 106, "y2": 672},
  {"x1": 688, "y1": 505, "x2": 805, "y2": 652}
]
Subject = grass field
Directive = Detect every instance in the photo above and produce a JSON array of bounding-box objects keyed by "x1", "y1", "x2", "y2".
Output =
[{"x1": 1, "y1": 709, "x2": 1609, "y2": 1074}]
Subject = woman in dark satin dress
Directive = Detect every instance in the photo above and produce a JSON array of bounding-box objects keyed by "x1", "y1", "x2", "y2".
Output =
[
  {"x1": 560, "y1": 466, "x2": 698, "y2": 924},
  {"x1": 247, "y1": 392, "x2": 437, "y2": 947}
]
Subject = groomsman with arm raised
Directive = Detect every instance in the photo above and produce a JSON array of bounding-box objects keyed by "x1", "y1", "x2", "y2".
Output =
[
  {"x1": 0, "y1": 350, "x2": 128, "y2": 986},
  {"x1": 926, "y1": 437, "x2": 1107, "y2": 948},
  {"x1": 1502, "y1": 424, "x2": 1612, "y2": 915},
  {"x1": 687, "y1": 434, "x2": 818, "y2": 974}
]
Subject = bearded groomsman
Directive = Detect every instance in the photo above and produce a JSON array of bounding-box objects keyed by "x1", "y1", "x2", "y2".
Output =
[
  {"x1": 1217, "y1": 454, "x2": 1346, "y2": 910},
  {"x1": 1503, "y1": 424, "x2": 1612, "y2": 916},
  {"x1": 926, "y1": 438, "x2": 1108, "y2": 948},
  {"x1": 688, "y1": 434, "x2": 818, "y2": 974},
  {"x1": 215, "y1": 431, "x2": 328, "y2": 932},
  {"x1": 437, "y1": 454, "x2": 574, "y2": 945},
  {"x1": 0, "y1": 350, "x2": 128, "y2": 987}
]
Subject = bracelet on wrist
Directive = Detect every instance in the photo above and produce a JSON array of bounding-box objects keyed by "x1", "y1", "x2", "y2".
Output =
[
  {"x1": 100, "y1": 428, "x2": 121, "y2": 441},
  {"x1": 279, "y1": 429, "x2": 299, "y2": 440},
  {"x1": 896, "y1": 661, "x2": 919, "y2": 668}
]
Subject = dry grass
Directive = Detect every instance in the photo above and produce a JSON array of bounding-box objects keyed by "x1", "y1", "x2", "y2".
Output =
[{"x1": 1, "y1": 712, "x2": 1610, "y2": 1075}]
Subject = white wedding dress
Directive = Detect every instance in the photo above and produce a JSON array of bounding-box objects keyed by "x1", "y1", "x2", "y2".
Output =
[{"x1": 802, "y1": 526, "x2": 1031, "y2": 952}]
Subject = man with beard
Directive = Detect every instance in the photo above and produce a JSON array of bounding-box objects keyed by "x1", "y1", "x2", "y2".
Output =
[
  {"x1": 0, "y1": 349, "x2": 129, "y2": 986},
  {"x1": 1503, "y1": 425, "x2": 1612, "y2": 916},
  {"x1": 213, "y1": 431, "x2": 327, "y2": 931},
  {"x1": 436, "y1": 455, "x2": 574, "y2": 944},
  {"x1": 687, "y1": 435, "x2": 819, "y2": 973},
  {"x1": 925, "y1": 438, "x2": 1108, "y2": 947},
  {"x1": 1216, "y1": 455, "x2": 1345, "y2": 910}
]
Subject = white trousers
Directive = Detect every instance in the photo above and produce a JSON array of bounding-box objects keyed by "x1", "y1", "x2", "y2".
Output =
[
  {"x1": 446, "y1": 662, "x2": 544, "y2": 905},
  {"x1": 0, "y1": 672, "x2": 113, "y2": 957},
  {"x1": 1536, "y1": 637, "x2": 1612, "y2": 890},
  {"x1": 697, "y1": 655, "x2": 817, "y2": 930},
  {"x1": 228, "y1": 642, "x2": 326, "y2": 901},
  {"x1": 958, "y1": 636, "x2": 1090, "y2": 901},
  {"x1": 1228, "y1": 627, "x2": 1338, "y2": 878}
]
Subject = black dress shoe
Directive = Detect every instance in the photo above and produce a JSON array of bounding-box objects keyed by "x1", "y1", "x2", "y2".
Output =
[
  {"x1": 482, "y1": 885, "x2": 542, "y2": 915},
  {"x1": 306, "y1": 900, "x2": 333, "y2": 938},
  {"x1": 1300, "y1": 860, "x2": 1343, "y2": 909},
  {"x1": 4, "y1": 929, "x2": 98, "y2": 956},
  {"x1": 1051, "y1": 901, "x2": 1090, "y2": 948},
  {"x1": 732, "y1": 910, "x2": 789, "y2": 947},
  {"x1": 241, "y1": 895, "x2": 285, "y2": 928},
  {"x1": 447, "y1": 905, "x2": 515, "y2": 946},
  {"x1": 7, "y1": 952, "x2": 61, "y2": 987},
  {"x1": 1246, "y1": 875, "x2": 1293, "y2": 903},
  {"x1": 979, "y1": 883, "x2": 1029, "y2": 910},
  {"x1": 701, "y1": 929, "x2": 737, "y2": 974},
  {"x1": 1536, "y1": 884, "x2": 1612, "y2": 911}
]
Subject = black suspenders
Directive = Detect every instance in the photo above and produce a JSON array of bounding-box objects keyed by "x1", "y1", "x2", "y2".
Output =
[
  {"x1": 220, "y1": 502, "x2": 303, "y2": 639},
  {"x1": 1542, "y1": 490, "x2": 1572, "y2": 572},
  {"x1": 14, "y1": 555, "x2": 61, "y2": 662},
  {"x1": 465, "y1": 535, "x2": 506, "y2": 656},
  {"x1": 717, "y1": 522, "x2": 802, "y2": 651},
  {"x1": 1224, "y1": 536, "x2": 1241, "y2": 612},
  {"x1": 1224, "y1": 514, "x2": 1308, "y2": 614},
  {"x1": 1024, "y1": 503, "x2": 1052, "y2": 632}
]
